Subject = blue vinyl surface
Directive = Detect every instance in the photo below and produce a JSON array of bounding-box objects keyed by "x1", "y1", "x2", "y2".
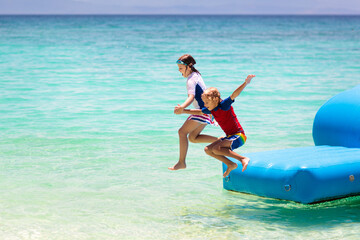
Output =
[
  {"x1": 224, "y1": 85, "x2": 360, "y2": 203},
  {"x1": 313, "y1": 84, "x2": 360, "y2": 148},
  {"x1": 223, "y1": 146, "x2": 360, "y2": 203}
]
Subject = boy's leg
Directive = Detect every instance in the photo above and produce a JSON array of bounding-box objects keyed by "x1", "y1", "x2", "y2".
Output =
[
  {"x1": 204, "y1": 140, "x2": 239, "y2": 177},
  {"x1": 212, "y1": 140, "x2": 250, "y2": 172},
  {"x1": 169, "y1": 119, "x2": 202, "y2": 171},
  {"x1": 205, "y1": 140, "x2": 249, "y2": 177}
]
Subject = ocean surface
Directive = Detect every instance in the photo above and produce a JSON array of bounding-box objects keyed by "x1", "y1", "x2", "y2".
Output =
[{"x1": 1, "y1": 15, "x2": 360, "y2": 239}]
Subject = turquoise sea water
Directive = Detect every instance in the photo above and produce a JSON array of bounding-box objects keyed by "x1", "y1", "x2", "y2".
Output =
[{"x1": 1, "y1": 15, "x2": 360, "y2": 239}]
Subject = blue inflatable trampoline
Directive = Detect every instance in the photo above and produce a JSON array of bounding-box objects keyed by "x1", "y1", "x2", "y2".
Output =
[{"x1": 223, "y1": 85, "x2": 360, "y2": 204}]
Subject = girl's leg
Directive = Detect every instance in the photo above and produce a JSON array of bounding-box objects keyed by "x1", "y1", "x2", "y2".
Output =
[
  {"x1": 188, "y1": 124, "x2": 218, "y2": 143},
  {"x1": 168, "y1": 119, "x2": 203, "y2": 171}
]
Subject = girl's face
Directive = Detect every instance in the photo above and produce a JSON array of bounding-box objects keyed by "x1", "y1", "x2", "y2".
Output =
[
  {"x1": 177, "y1": 64, "x2": 192, "y2": 78},
  {"x1": 202, "y1": 96, "x2": 219, "y2": 111}
]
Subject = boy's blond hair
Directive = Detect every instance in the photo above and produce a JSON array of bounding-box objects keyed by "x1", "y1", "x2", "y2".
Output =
[{"x1": 202, "y1": 87, "x2": 221, "y2": 102}]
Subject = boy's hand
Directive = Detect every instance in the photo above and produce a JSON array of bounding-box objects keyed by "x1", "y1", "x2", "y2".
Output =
[
  {"x1": 174, "y1": 104, "x2": 184, "y2": 114},
  {"x1": 245, "y1": 74, "x2": 256, "y2": 84}
]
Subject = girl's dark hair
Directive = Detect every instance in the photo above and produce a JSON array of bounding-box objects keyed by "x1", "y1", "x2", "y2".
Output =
[{"x1": 178, "y1": 54, "x2": 201, "y2": 75}]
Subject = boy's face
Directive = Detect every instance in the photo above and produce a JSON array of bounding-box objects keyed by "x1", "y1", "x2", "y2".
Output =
[{"x1": 202, "y1": 96, "x2": 219, "y2": 111}]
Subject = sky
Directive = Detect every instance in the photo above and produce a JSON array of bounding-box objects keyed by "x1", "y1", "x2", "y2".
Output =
[{"x1": 0, "y1": 0, "x2": 360, "y2": 15}]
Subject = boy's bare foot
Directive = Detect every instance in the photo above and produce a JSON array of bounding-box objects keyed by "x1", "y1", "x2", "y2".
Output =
[
  {"x1": 241, "y1": 157, "x2": 250, "y2": 172},
  {"x1": 168, "y1": 162, "x2": 186, "y2": 171},
  {"x1": 223, "y1": 162, "x2": 238, "y2": 178}
]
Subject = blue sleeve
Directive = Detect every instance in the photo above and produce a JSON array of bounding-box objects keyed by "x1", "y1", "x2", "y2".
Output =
[
  {"x1": 220, "y1": 97, "x2": 234, "y2": 111},
  {"x1": 202, "y1": 107, "x2": 211, "y2": 114}
]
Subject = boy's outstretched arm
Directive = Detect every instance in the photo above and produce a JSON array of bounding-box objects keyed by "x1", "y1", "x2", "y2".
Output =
[{"x1": 230, "y1": 74, "x2": 255, "y2": 100}]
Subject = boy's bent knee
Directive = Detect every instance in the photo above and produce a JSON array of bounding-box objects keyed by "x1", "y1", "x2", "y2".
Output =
[
  {"x1": 212, "y1": 146, "x2": 223, "y2": 155},
  {"x1": 204, "y1": 146, "x2": 212, "y2": 155}
]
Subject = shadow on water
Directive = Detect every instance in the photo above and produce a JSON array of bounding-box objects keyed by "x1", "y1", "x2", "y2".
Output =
[
  {"x1": 178, "y1": 191, "x2": 360, "y2": 233},
  {"x1": 222, "y1": 193, "x2": 360, "y2": 228}
]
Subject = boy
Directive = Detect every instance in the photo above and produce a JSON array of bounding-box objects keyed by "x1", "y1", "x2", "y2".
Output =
[{"x1": 176, "y1": 75, "x2": 255, "y2": 177}]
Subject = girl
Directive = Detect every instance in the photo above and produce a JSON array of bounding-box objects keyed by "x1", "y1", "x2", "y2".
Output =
[{"x1": 169, "y1": 54, "x2": 218, "y2": 171}]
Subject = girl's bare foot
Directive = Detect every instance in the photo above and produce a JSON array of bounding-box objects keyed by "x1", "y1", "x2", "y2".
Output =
[
  {"x1": 168, "y1": 162, "x2": 186, "y2": 170},
  {"x1": 241, "y1": 157, "x2": 250, "y2": 172},
  {"x1": 223, "y1": 162, "x2": 238, "y2": 178}
]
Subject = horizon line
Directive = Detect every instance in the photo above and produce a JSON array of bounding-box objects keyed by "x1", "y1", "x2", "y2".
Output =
[{"x1": 1, "y1": 13, "x2": 360, "y2": 16}]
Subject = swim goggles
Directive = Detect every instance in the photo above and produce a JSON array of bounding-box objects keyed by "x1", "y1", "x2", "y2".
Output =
[{"x1": 176, "y1": 60, "x2": 187, "y2": 65}]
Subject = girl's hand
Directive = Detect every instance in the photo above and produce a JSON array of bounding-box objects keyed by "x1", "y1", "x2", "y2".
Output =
[
  {"x1": 245, "y1": 74, "x2": 256, "y2": 84},
  {"x1": 174, "y1": 104, "x2": 184, "y2": 114}
]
